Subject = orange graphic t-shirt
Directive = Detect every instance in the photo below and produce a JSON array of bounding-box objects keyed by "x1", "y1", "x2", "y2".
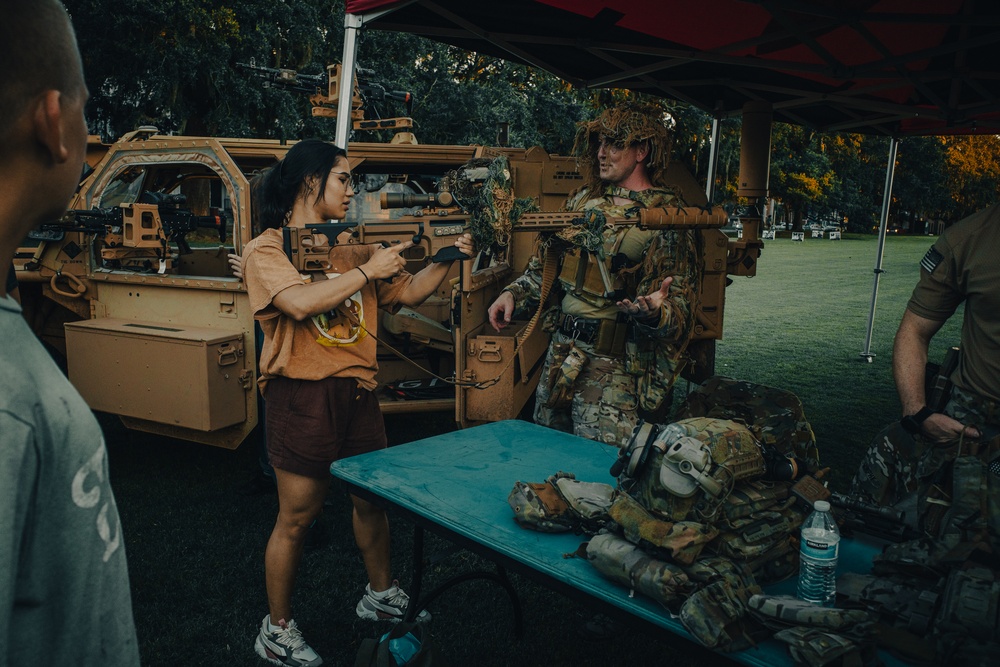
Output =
[{"x1": 242, "y1": 228, "x2": 412, "y2": 394}]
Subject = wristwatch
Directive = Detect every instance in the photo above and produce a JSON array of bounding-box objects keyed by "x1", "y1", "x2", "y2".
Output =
[{"x1": 901, "y1": 406, "x2": 934, "y2": 435}]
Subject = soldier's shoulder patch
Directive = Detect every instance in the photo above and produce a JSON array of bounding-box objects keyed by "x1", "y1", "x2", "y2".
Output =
[{"x1": 920, "y1": 246, "x2": 943, "y2": 273}]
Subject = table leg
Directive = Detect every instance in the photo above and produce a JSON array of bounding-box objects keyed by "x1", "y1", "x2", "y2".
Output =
[{"x1": 405, "y1": 525, "x2": 524, "y2": 637}]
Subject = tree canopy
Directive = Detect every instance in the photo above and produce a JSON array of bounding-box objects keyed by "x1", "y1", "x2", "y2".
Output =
[{"x1": 64, "y1": 0, "x2": 998, "y2": 228}]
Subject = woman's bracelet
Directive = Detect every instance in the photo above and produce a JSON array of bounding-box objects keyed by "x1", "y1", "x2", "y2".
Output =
[{"x1": 356, "y1": 266, "x2": 369, "y2": 284}]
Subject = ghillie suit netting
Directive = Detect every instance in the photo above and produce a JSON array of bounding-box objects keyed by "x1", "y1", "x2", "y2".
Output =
[
  {"x1": 572, "y1": 101, "x2": 676, "y2": 195},
  {"x1": 446, "y1": 155, "x2": 537, "y2": 262}
]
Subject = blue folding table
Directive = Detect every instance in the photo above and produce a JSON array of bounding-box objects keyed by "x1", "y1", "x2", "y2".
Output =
[{"x1": 330, "y1": 419, "x2": 907, "y2": 666}]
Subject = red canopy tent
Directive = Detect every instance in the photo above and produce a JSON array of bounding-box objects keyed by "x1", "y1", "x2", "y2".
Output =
[
  {"x1": 338, "y1": 0, "x2": 1000, "y2": 360},
  {"x1": 343, "y1": 0, "x2": 1000, "y2": 136}
]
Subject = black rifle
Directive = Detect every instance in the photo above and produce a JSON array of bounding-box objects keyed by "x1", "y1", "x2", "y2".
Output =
[
  {"x1": 34, "y1": 195, "x2": 226, "y2": 256},
  {"x1": 829, "y1": 492, "x2": 923, "y2": 542}
]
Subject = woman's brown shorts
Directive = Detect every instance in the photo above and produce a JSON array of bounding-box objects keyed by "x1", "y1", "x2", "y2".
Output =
[{"x1": 264, "y1": 376, "x2": 387, "y2": 479}]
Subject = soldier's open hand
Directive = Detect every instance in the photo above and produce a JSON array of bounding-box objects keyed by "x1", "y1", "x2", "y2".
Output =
[{"x1": 617, "y1": 276, "x2": 672, "y2": 322}]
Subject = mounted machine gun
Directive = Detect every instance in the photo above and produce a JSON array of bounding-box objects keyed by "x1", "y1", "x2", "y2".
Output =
[{"x1": 34, "y1": 192, "x2": 228, "y2": 273}]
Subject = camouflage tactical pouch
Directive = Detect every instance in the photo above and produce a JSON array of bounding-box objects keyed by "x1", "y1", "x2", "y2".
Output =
[
  {"x1": 747, "y1": 595, "x2": 874, "y2": 632},
  {"x1": 545, "y1": 342, "x2": 588, "y2": 409},
  {"x1": 608, "y1": 492, "x2": 717, "y2": 565},
  {"x1": 713, "y1": 506, "x2": 804, "y2": 561},
  {"x1": 585, "y1": 531, "x2": 694, "y2": 609},
  {"x1": 772, "y1": 627, "x2": 879, "y2": 667},
  {"x1": 678, "y1": 578, "x2": 765, "y2": 652},
  {"x1": 682, "y1": 555, "x2": 757, "y2": 590},
  {"x1": 741, "y1": 535, "x2": 800, "y2": 584},
  {"x1": 508, "y1": 472, "x2": 614, "y2": 534},
  {"x1": 552, "y1": 475, "x2": 616, "y2": 532},
  {"x1": 722, "y1": 479, "x2": 792, "y2": 520}
]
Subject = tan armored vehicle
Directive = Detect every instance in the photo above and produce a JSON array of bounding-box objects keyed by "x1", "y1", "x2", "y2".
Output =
[{"x1": 14, "y1": 70, "x2": 755, "y2": 450}]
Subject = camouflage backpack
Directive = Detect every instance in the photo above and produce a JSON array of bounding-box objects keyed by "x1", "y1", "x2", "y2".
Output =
[{"x1": 676, "y1": 375, "x2": 820, "y2": 469}]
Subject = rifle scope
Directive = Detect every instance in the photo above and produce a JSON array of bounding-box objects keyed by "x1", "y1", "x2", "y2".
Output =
[{"x1": 380, "y1": 191, "x2": 455, "y2": 209}]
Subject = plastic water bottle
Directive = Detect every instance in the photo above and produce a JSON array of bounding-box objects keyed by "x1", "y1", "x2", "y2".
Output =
[{"x1": 797, "y1": 499, "x2": 840, "y2": 606}]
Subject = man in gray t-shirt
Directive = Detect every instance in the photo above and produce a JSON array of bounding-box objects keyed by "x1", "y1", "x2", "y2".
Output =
[{"x1": 0, "y1": 2, "x2": 140, "y2": 665}]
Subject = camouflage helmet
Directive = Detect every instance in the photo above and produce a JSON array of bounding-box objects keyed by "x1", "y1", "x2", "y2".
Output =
[{"x1": 572, "y1": 102, "x2": 675, "y2": 192}]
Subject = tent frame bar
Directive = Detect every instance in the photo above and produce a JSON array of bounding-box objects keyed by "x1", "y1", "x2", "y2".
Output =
[{"x1": 860, "y1": 136, "x2": 899, "y2": 362}]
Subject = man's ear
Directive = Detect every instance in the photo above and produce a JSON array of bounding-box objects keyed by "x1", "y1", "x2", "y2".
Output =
[
  {"x1": 634, "y1": 141, "x2": 651, "y2": 165},
  {"x1": 32, "y1": 90, "x2": 71, "y2": 164}
]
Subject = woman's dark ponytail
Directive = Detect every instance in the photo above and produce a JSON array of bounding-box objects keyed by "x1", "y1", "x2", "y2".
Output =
[{"x1": 251, "y1": 139, "x2": 348, "y2": 232}]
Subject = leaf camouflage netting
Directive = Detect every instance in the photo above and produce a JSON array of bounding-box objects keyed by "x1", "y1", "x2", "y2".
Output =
[
  {"x1": 546, "y1": 209, "x2": 609, "y2": 256},
  {"x1": 449, "y1": 155, "x2": 537, "y2": 259}
]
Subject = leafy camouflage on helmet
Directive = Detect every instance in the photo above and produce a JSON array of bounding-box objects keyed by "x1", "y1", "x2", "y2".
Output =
[
  {"x1": 676, "y1": 375, "x2": 819, "y2": 468},
  {"x1": 572, "y1": 102, "x2": 675, "y2": 195},
  {"x1": 608, "y1": 492, "x2": 717, "y2": 566},
  {"x1": 585, "y1": 532, "x2": 695, "y2": 609},
  {"x1": 628, "y1": 417, "x2": 764, "y2": 523},
  {"x1": 678, "y1": 578, "x2": 765, "y2": 651}
]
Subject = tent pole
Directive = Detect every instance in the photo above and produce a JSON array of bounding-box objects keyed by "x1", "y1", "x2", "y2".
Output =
[
  {"x1": 860, "y1": 136, "x2": 899, "y2": 362},
  {"x1": 705, "y1": 115, "x2": 721, "y2": 204},
  {"x1": 335, "y1": 13, "x2": 363, "y2": 150},
  {"x1": 336, "y1": 4, "x2": 407, "y2": 150}
]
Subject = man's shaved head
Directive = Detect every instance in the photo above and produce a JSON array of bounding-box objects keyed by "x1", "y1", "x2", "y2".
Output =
[{"x1": 0, "y1": 0, "x2": 85, "y2": 144}]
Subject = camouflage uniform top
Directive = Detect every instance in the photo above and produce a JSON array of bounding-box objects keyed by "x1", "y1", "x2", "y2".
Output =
[
  {"x1": 907, "y1": 203, "x2": 1000, "y2": 403},
  {"x1": 502, "y1": 184, "x2": 699, "y2": 342}
]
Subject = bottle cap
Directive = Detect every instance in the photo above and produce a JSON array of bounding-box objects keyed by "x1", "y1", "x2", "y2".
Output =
[{"x1": 814, "y1": 500, "x2": 831, "y2": 512}]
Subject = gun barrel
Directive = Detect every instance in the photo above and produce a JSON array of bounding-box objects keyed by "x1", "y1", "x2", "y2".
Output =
[
  {"x1": 829, "y1": 492, "x2": 906, "y2": 522},
  {"x1": 380, "y1": 192, "x2": 455, "y2": 209}
]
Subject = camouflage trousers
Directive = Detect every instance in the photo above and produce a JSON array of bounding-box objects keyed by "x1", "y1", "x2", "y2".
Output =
[
  {"x1": 533, "y1": 330, "x2": 639, "y2": 447},
  {"x1": 850, "y1": 385, "x2": 1000, "y2": 513}
]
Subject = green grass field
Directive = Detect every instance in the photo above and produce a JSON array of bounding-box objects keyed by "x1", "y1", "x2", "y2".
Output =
[
  {"x1": 709, "y1": 233, "x2": 961, "y2": 490},
  {"x1": 108, "y1": 232, "x2": 959, "y2": 666}
]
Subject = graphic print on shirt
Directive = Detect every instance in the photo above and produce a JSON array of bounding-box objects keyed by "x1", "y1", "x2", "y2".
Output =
[
  {"x1": 311, "y1": 272, "x2": 367, "y2": 347},
  {"x1": 71, "y1": 438, "x2": 122, "y2": 563}
]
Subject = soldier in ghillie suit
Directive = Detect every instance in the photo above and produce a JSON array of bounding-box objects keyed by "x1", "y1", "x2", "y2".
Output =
[{"x1": 488, "y1": 102, "x2": 701, "y2": 447}]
